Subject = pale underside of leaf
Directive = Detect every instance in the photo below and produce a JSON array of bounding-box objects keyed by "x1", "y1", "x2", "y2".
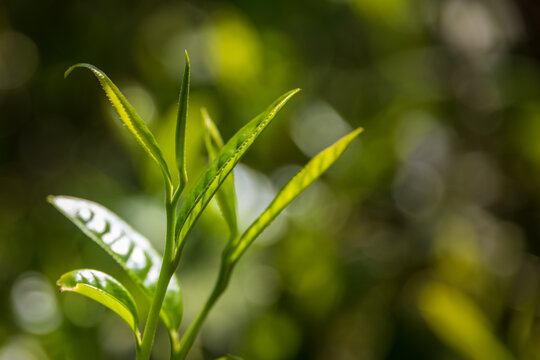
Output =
[
  {"x1": 174, "y1": 89, "x2": 300, "y2": 252},
  {"x1": 201, "y1": 107, "x2": 238, "y2": 236},
  {"x1": 57, "y1": 269, "x2": 141, "y2": 345},
  {"x1": 48, "y1": 195, "x2": 182, "y2": 332},
  {"x1": 65, "y1": 63, "x2": 172, "y2": 185},
  {"x1": 229, "y1": 128, "x2": 363, "y2": 262}
]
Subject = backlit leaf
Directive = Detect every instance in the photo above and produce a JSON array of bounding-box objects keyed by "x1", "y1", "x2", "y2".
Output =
[
  {"x1": 174, "y1": 89, "x2": 300, "y2": 252},
  {"x1": 57, "y1": 269, "x2": 141, "y2": 346},
  {"x1": 201, "y1": 107, "x2": 238, "y2": 236},
  {"x1": 229, "y1": 128, "x2": 362, "y2": 262},
  {"x1": 48, "y1": 195, "x2": 182, "y2": 333},
  {"x1": 65, "y1": 63, "x2": 172, "y2": 185}
]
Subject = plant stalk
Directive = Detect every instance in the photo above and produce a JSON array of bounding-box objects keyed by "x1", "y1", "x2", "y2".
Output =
[
  {"x1": 139, "y1": 185, "x2": 177, "y2": 360},
  {"x1": 174, "y1": 262, "x2": 232, "y2": 360},
  {"x1": 174, "y1": 290, "x2": 221, "y2": 360}
]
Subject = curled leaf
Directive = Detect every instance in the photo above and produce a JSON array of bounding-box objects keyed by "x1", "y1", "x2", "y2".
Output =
[
  {"x1": 57, "y1": 269, "x2": 141, "y2": 346},
  {"x1": 48, "y1": 195, "x2": 182, "y2": 334}
]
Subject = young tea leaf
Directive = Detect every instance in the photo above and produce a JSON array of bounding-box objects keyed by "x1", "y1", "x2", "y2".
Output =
[
  {"x1": 65, "y1": 64, "x2": 172, "y2": 186},
  {"x1": 48, "y1": 195, "x2": 182, "y2": 333},
  {"x1": 174, "y1": 89, "x2": 300, "y2": 253},
  {"x1": 57, "y1": 269, "x2": 141, "y2": 346},
  {"x1": 229, "y1": 128, "x2": 362, "y2": 262},
  {"x1": 175, "y1": 51, "x2": 190, "y2": 189},
  {"x1": 201, "y1": 107, "x2": 238, "y2": 237},
  {"x1": 170, "y1": 129, "x2": 360, "y2": 360}
]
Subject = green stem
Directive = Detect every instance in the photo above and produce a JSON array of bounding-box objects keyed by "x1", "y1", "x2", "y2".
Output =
[
  {"x1": 174, "y1": 292, "x2": 220, "y2": 360},
  {"x1": 139, "y1": 185, "x2": 176, "y2": 360},
  {"x1": 170, "y1": 331, "x2": 181, "y2": 359},
  {"x1": 172, "y1": 183, "x2": 184, "y2": 211},
  {"x1": 174, "y1": 264, "x2": 231, "y2": 360}
]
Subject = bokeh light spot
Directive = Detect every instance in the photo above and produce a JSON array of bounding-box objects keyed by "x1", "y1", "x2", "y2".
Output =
[
  {"x1": 0, "y1": 336, "x2": 48, "y2": 360},
  {"x1": 291, "y1": 100, "x2": 352, "y2": 157},
  {"x1": 0, "y1": 31, "x2": 38, "y2": 91},
  {"x1": 10, "y1": 273, "x2": 62, "y2": 335},
  {"x1": 206, "y1": 11, "x2": 262, "y2": 89},
  {"x1": 393, "y1": 162, "x2": 444, "y2": 217}
]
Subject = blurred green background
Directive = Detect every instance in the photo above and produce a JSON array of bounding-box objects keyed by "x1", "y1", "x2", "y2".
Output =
[{"x1": 3, "y1": 0, "x2": 540, "y2": 359}]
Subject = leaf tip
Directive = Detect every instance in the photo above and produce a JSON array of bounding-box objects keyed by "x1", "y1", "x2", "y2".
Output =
[
  {"x1": 56, "y1": 277, "x2": 76, "y2": 292},
  {"x1": 200, "y1": 107, "x2": 210, "y2": 124},
  {"x1": 353, "y1": 127, "x2": 364, "y2": 136},
  {"x1": 64, "y1": 65, "x2": 77, "y2": 79},
  {"x1": 184, "y1": 50, "x2": 190, "y2": 65},
  {"x1": 64, "y1": 63, "x2": 96, "y2": 79},
  {"x1": 281, "y1": 88, "x2": 301, "y2": 103},
  {"x1": 275, "y1": 88, "x2": 301, "y2": 107},
  {"x1": 57, "y1": 285, "x2": 74, "y2": 293}
]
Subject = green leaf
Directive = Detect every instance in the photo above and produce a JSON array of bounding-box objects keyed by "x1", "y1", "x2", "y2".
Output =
[
  {"x1": 229, "y1": 128, "x2": 362, "y2": 262},
  {"x1": 201, "y1": 107, "x2": 238, "y2": 237},
  {"x1": 175, "y1": 51, "x2": 190, "y2": 188},
  {"x1": 215, "y1": 355, "x2": 243, "y2": 360},
  {"x1": 57, "y1": 269, "x2": 141, "y2": 346},
  {"x1": 48, "y1": 195, "x2": 182, "y2": 333},
  {"x1": 175, "y1": 89, "x2": 300, "y2": 252},
  {"x1": 65, "y1": 63, "x2": 172, "y2": 186}
]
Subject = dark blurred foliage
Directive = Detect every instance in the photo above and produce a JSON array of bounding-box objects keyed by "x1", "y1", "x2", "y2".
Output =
[{"x1": 2, "y1": 0, "x2": 540, "y2": 359}]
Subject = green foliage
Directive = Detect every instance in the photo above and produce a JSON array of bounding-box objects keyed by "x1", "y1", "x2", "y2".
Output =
[
  {"x1": 64, "y1": 63, "x2": 173, "y2": 187},
  {"x1": 228, "y1": 128, "x2": 363, "y2": 263},
  {"x1": 53, "y1": 54, "x2": 359, "y2": 360},
  {"x1": 48, "y1": 195, "x2": 183, "y2": 337},
  {"x1": 201, "y1": 108, "x2": 238, "y2": 237},
  {"x1": 175, "y1": 51, "x2": 190, "y2": 190},
  {"x1": 57, "y1": 269, "x2": 142, "y2": 346},
  {"x1": 173, "y1": 88, "x2": 300, "y2": 253}
]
